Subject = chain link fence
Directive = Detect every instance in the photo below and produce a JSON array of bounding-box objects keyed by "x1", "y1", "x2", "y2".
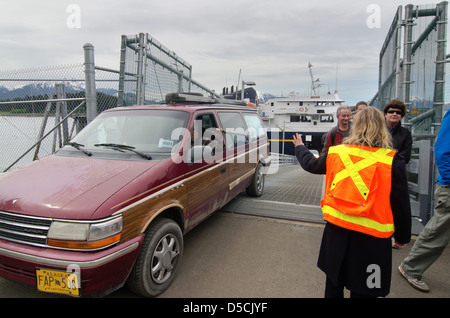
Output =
[
  {"x1": 375, "y1": 2, "x2": 447, "y2": 134},
  {"x1": 0, "y1": 33, "x2": 216, "y2": 172},
  {"x1": 0, "y1": 61, "x2": 119, "y2": 172},
  {"x1": 371, "y1": 2, "x2": 449, "y2": 228},
  {"x1": 445, "y1": 61, "x2": 450, "y2": 113}
]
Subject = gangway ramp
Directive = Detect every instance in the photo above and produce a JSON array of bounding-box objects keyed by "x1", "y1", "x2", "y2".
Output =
[{"x1": 223, "y1": 165, "x2": 326, "y2": 224}]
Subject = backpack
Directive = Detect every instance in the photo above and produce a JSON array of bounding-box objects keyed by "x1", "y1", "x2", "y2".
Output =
[{"x1": 322, "y1": 128, "x2": 337, "y2": 145}]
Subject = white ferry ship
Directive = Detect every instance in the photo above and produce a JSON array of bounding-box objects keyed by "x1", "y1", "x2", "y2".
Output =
[{"x1": 258, "y1": 63, "x2": 346, "y2": 155}]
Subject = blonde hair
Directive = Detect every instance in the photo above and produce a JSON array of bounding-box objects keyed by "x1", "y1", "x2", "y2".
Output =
[{"x1": 344, "y1": 107, "x2": 393, "y2": 149}]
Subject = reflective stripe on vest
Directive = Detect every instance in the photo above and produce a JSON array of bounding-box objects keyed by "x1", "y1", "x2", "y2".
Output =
[
  {"x1": 322, "y1": 205, "x2": 395, "y2": 238},
  {"x1": 322, "y1": 145, "x2": 396, "y2": 238}
]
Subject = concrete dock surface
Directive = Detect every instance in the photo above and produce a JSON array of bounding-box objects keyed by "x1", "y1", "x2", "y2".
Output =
[
  {"x1": 0, "y1": 165, "x2": 448, "y2": 300},
  {"x1": 157, "y1": 212, "x2": 450, "y2": 298}
]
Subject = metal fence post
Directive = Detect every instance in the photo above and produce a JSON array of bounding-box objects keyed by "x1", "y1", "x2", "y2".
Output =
[
  {"x1": 118, "y1": 35, "x2": 127, "y2": 107},
  {"x1": 394, "y1": 7, "x2": 402, "y2": 99},
  {"x1": 434, "y1": 1, "x2": 447, "y2": 128},
  {"x1": 178, "y1": 70, "x2": 183, "y2": 93},
  {"x1": 84, "y1": 43, "x2": 97, "y2": 123},
  {"x1": 402, "y1": 4, "x2": 414, "y2": 113},
  {"x1": 136, "y1": 33, "x2": 147, "y2": 105}
]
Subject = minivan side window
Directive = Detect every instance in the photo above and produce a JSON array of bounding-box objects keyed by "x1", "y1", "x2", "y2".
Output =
[
  {"x1": 191, "y1": 113, "x2": 219, "y2": 147},
  {"x1": 218, "y1": 112, "x2": 248, "y2": 149},
  {"x1": 243, "y1": 113, "x2": 265, "y2": 142}
]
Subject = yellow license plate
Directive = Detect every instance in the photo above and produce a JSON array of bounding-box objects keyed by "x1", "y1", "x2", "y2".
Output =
[{"x1": 36, "y1": 268, "x2": 80, "y2": 296}]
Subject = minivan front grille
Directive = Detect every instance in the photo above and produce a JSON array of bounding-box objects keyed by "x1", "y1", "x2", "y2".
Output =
[{"x1": 0, "y1": 211, "x2": 52, "y2": 247}]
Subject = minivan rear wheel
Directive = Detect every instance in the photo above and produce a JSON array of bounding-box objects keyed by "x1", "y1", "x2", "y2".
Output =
[
  {"x1": 127, "y1": 217, "x2": 183, "y2": 297},
  {"x1": 246, "y1": 162, "x2": 264, "y2": 197}
]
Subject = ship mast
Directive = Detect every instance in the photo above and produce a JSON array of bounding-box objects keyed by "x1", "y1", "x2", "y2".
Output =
[{"x1": 308, "y1": 62, "x2": 323, "y2": 96}]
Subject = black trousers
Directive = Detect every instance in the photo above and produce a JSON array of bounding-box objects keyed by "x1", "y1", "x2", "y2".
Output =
[{"x1": 325, "y1": 276, "x2": 376, "y2": 298}]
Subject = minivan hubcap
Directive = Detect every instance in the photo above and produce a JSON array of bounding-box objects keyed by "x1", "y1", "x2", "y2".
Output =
[
  {"x1": 256, "y1": 170, "x2": 263, "y2": 192},
  {"x1": 151, "y1": 233, "x2": 180, "y2": 284}
]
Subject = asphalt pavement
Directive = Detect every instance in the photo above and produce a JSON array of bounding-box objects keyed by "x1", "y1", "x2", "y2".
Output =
[
  {"x1": 1, "y1": 212, "x2": 448, "y2": 299},
  {"x1": 158, "y1": 212, "x2": 450, "y2": 298}
]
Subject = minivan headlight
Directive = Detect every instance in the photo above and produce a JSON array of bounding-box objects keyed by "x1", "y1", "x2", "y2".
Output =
[
  {"x1": 47, "y1": 222, "x2": 90, "y2": 241},
  {"x1": 47, "y1": 215, "x2": 122, "y2": 250}
]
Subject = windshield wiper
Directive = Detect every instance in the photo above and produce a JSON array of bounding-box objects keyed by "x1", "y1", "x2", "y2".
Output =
[
  {"x1": 66, "y1": 142, "x2": 93, "y2": 156},
  {"x1": 94, "y1": 143, "x2": 152, "y2": 160}
]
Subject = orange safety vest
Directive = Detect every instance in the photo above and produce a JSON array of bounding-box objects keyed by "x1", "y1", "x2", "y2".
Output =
[{"x1": 321, "y1": 144, "x2": 396, "y2": 238}]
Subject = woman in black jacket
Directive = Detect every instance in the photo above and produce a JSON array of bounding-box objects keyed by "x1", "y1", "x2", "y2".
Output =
[
  {"x1": 384, "y1": 99, "x2": 413, "y2": 163},
  {"x1": 293, "y1": 107, "x2": 411, "y2": 298}
]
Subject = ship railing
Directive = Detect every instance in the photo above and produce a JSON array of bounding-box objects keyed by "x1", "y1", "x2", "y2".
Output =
[{"x1": 269, "y1": 153, "x2": 297, "y2": 167}]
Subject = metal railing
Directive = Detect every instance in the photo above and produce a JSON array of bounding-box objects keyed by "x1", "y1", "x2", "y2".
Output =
[
  {"x1": 269, "y1": 153, "x2": 297, "y2": 167},
  {"x1": 0, "y1": 98, "x2": 86, "y2": 172}
]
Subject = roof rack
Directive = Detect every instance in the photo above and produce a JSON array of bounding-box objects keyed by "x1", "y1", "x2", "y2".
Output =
[{"x1": 165, "y1": 92, "x2": 250, "y2": 106}]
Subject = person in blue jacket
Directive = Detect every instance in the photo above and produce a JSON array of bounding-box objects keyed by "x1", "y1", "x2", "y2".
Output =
[{"x1": 398, "y1": 109, "x2": 450, "y2": 292}]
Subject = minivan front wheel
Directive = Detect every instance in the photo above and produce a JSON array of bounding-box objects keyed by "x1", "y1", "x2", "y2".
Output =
[
  {"x1": 246, "y1": 162, "x2": 264, "y2": 197},
  {"x1": 127, "y1": 217, "x2": 183, "y2": 297}
]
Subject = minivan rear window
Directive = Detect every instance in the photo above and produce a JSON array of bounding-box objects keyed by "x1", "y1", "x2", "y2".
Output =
[
  {"x1": 243, "y1": 113, "x2": 265, "y2": 142},
  {"x1": 218, "y1": 112, "x2": 248, "y2": 148}
]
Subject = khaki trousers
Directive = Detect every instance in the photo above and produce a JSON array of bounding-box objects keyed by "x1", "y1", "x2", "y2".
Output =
[{"x1": 402, "y1": 185, "x2": 450, "y2": 279}]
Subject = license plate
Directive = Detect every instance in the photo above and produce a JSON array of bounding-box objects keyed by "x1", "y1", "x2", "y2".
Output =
[{"x1": 36, "y1": 268, "x2": 80, "y2": 296}]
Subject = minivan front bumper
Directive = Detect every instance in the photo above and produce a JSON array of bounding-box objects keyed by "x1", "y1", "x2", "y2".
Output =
[{"x1": 0, "y1": 235, "x2": 143, "y2": 297}]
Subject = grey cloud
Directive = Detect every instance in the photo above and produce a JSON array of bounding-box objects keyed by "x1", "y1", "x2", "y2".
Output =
[{"x1": 0, "y1": 0, "x2": 441, "y2": 104}]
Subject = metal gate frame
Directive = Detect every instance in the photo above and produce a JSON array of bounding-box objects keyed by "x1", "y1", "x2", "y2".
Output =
[
  {"x1": 378, "y1": 2, "x2": 448, "y2": 132},
  {"x1": 376, "y1": 2, "x2": 448, "y2": 228},
  {"x1": 117, "y1": 33, "x2": 219, "y2": 106}
]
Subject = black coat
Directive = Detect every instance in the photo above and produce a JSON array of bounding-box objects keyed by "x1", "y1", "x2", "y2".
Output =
[
  {"x1": 389, "y1": 122, "x2": 413, "y2": 163},
  {"x1": 295, "y1": 145, "x2": 411, "y2": 296}
]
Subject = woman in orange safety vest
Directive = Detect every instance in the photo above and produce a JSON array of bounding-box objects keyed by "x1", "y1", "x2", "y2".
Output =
[{"x1": 293, "y1": 107, "x2": 411, "y2": 298}]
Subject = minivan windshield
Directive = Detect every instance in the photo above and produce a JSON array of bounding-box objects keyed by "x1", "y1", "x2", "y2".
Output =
[{"x1": 70, "y1": 109, "x2": 189, "y2": 154}]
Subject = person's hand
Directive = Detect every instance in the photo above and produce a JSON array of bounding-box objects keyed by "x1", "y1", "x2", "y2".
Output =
[
  {"x1": 392, "y1": 239, "x2": 406, "y2": 249},
  {"x1": 292, "y1": 133, "x2": 304, "y2": 147}
]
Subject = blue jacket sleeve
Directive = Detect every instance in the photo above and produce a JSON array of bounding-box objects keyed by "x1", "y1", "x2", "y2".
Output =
[{"x1": 436, "y1": 111, "x2": 450, "y2": 185}]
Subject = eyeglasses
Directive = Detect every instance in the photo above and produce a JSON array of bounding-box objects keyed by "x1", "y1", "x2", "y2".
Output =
[{"x1": 387, "y1": 110, "x2": 402, "y2": 115}]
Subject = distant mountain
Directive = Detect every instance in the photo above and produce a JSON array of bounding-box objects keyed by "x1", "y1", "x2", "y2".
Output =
[
  {"x1": 0, "y1": 82, "x2": 117, "y2": 101},
  {"x1": 256, "y1": 90, "x2": 277, "y2": 103},
  {"x1": 1, "y1": 81, "x2": 279, "y2": 104}
]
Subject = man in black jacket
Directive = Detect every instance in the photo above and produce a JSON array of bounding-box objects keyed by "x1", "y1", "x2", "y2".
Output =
[{"x1": 384, "y1": 99, "x2": 413, "y2": 163}]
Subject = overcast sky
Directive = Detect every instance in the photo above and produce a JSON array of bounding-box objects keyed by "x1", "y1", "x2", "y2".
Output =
[{"x1": 0, "y1": 0, "x2": 445, "y2": 105}]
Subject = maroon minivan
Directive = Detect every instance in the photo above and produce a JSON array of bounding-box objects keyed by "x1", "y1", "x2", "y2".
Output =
[{"x1": 0, "y1": 93, "x2": 270, "y2": 297}]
